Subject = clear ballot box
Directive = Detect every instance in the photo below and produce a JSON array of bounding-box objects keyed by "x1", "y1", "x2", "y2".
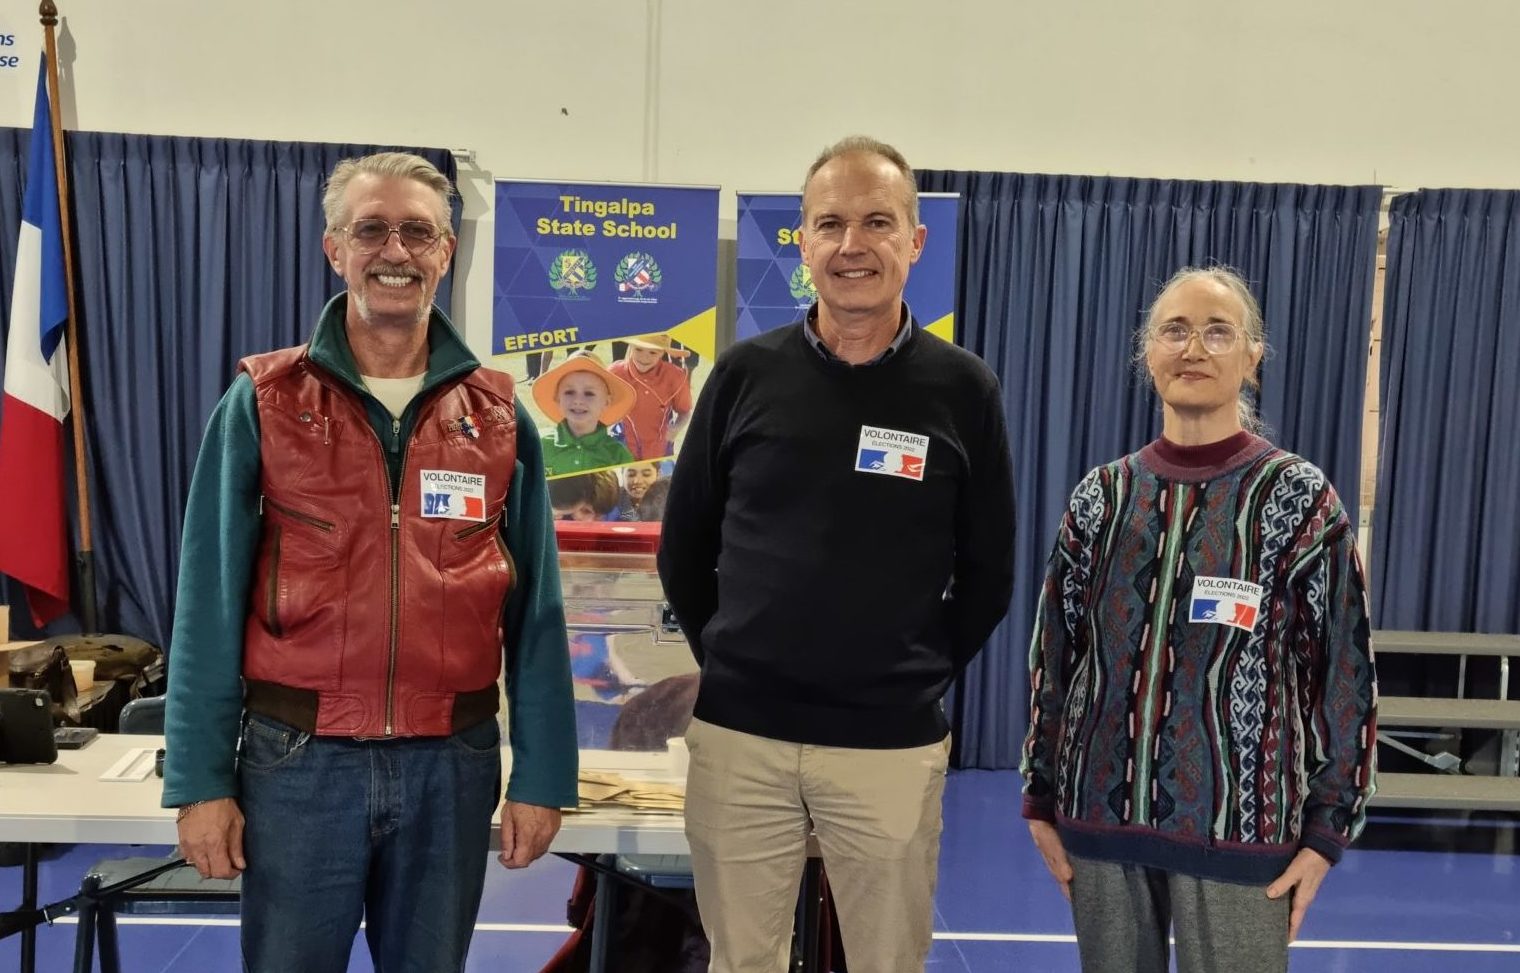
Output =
[{"x1": 553, "y1": 521, "x2": 697, "y2": 752}]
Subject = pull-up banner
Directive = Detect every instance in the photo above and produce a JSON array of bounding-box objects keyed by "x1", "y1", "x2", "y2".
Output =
[
  {"x1": 734, "y1": 192, "x2": 960, "y2": 344},
  {"x1": 492, "y1": 181, "x2": 719, "y2": 490}
]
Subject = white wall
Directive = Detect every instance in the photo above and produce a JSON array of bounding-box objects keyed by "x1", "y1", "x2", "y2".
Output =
[{"x1": 1, "y1": 0, "x2": 1517, "y2": 354}]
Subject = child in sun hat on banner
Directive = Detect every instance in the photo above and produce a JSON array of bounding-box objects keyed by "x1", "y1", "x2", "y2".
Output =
[
  {"x1": 534, "y1": 351, "x2": 637, "y2": 477},
  {"x1": 607, "y1": 333, "x2": 693, "y2": 461}
]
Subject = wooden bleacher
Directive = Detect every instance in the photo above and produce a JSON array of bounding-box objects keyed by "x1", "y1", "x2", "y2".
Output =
[
  {"x1": 1372, "y1": 773, "x2": 1520, "y2": 811},
  {"x1": 1378, "y1": 696, "x2": 1520, "y2": 731},
  {"x1": 1373, "y1": 630, "x2": 1520, "y2": 657},
  {"x1": 1369, "y1": 630, "x2": 1520, "y2": 812}
]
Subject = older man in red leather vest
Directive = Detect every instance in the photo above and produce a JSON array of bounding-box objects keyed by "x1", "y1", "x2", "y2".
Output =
[{"x1": 163, "y1": 153, "x2": 577, "y2": 973}]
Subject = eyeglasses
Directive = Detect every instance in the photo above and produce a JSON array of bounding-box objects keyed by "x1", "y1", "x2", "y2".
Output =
[
  {"x1": 1150, "y1": 322, "x2": 1243, "y2": 356},
  {"x1": 338, "y1": 219, "x2": 446, "y2": 256}
]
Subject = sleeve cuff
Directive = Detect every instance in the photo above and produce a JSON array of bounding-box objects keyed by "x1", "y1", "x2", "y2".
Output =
[
  {"x1": 1300, "y1": 828, "x2": 1347, "y2": 865},
  {"x1": 1022, "y1": 797, "x2": 1057, "y2": 823},
  {"x1": 161, "y1": 778, "x2": 238, "y2": 809},
  {"x1": 506, "y1": 782, "x2": 579, "y2": 811}
]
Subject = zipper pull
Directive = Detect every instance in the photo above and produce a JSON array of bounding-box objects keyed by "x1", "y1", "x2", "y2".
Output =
[
  {"x1": 258, "y1": 495, "x2": 265, "y2": 515},
  {"x1": 391, "y1": 503, "x2": 401, "y2": 530},
  {"x1": 392, "y1": 418, "x2": 401, "y2": 449},
  {"x1": 323, "y1": 416, "x2": 331, "y2": 446}
]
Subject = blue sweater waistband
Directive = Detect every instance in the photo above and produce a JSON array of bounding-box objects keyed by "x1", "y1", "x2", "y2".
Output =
[{"x1": 1058, "y1": 814, "x2": 1296, "y2": 886}]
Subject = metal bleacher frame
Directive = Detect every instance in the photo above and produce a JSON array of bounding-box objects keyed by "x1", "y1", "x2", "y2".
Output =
[{"x1": 1371, "y1": 630, "x2": 1520, "y2": 812}]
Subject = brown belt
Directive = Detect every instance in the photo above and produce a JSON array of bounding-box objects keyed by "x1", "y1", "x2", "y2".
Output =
[{"x1": 243, "y1": 679, "x2": 499, "y2": 736}]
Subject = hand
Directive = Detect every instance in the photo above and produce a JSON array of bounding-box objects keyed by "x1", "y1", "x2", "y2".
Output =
[
  {"x1": 176, "y1": 797, "x2": 245, "y2": 879},
  {"x1": 1027, "y1": 819, "x2": 1074, "y2": 900},
  {"x1": 1265, "y1": 848, "x2": 1332, "y2": 941},
  {"x1": 498, "y1": 800, "x2": 562, "y2": 869}
]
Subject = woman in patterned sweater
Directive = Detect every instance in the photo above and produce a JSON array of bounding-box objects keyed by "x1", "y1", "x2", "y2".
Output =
[{"x1": 1020, "y1": 267, "x2": 1378, "y2": 973}]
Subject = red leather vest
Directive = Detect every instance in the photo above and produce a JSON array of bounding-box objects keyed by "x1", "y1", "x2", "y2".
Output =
[{"x1": 239, "y1": 347, "x2": 518, "y2": 736}]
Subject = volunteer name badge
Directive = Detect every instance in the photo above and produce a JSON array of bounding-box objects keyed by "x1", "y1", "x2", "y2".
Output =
[
  {"x1": 420, "y1": 469, "x2": 487, "y2": 521},
  {"x1": 1188, "y1": 576, "x2": 1265, "y2": 632},
  {"x1": 854, "y1": 425, "x2": 929, "y2": 481}
]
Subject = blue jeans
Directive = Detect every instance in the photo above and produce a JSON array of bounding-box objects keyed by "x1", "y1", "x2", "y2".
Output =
[{"x1": 237, "y1": 713, "x2": 503, "y2": 973}]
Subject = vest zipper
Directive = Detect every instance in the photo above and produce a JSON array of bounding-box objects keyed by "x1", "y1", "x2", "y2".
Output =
[
  {"x1": 385, "y1": 500, "x2": 401, "y2": 735},
  {"x1": 384, "y1": 410, "x2": 427, "y2": 736},
  {"x1": 305, "y1": 371, "x2": 453, "y2": 738}
]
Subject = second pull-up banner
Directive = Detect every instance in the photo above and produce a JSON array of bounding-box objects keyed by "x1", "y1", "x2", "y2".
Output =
[{"x1": 734, "y1": 192, "x2": 960, "y2": 344}]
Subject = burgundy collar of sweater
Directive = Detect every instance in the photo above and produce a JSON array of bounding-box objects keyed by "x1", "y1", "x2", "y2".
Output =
[{"x1": 1139, "y1": 430, "x2": 1271, "y2": 482}]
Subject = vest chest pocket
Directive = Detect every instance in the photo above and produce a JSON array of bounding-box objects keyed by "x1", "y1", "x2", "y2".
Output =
[
  {"x1": 437, "y1": 511, "x2": 515, "y2": 684},
  {"x1": 256, "y1": 496, "x2": 343, "y2": 639}
]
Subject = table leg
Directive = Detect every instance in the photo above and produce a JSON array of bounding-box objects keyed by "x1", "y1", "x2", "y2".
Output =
[
  {"x1": 588, "y1": 855, "x2": 617, "y2": 973},
  {"x1": 19, "y1": 843, "x2": 38, "y2": 973},
  {"x1": 97, "y1": 904, "x2": 121, "y2": 973},
  {"x1": 793, "y1": 858, "x2": 823, "y2": 973},
  {"x1": 71, "y1": 874, "x2": 99, "y2": 973}
]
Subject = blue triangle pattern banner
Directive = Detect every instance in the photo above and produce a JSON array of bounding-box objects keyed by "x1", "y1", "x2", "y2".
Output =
[{"x1": 734, "y1": 192, "x2": 960, "y2": 343}]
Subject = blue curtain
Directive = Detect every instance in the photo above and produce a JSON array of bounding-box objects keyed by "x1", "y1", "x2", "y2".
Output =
[
  {"x1": 916, "y1": 171, "x2": 1381, "y2": 768},
  {"x1": 0, "y1": 132, "x2": 458, "y2": 645},
  {"x1": 1373, "y1": 190, "x2": 1520, "y2": 634}
]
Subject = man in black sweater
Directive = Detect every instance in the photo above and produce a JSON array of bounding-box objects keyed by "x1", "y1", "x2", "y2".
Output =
[{"x1": 658, "y1": 136, "x2": 1016, "y2": 973}]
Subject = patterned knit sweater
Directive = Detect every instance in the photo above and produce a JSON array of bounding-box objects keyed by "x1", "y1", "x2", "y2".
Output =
[{"x1": 1020, "y1": 432, "x2": 1378, "y2": 884}]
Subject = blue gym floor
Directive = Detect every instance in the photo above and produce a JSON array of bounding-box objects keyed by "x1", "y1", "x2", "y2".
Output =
[{"x1": 4, "y1": 771, "x2": 1518, "y2": 971}]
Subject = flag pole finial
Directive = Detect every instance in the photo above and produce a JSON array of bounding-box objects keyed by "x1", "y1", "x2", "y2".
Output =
[{"x1": 39, "y1": 2, "x2": 58, "y2": 28}]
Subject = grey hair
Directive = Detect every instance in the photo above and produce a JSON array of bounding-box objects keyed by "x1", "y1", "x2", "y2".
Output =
[
  {"x1": 802, "y1": 135, "x2": 920, "y2": 226},
  {"x1": 1136, "y1": 265, "x2": 1271, "y2": 435},
  {"x1": 322, "y1": 152, "x2": 455, "y2": 233}
]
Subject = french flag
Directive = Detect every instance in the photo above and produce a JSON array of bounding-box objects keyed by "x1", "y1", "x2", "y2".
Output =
[{"x1": 0, "y1": 59, "x2": 72, "y2": 627}]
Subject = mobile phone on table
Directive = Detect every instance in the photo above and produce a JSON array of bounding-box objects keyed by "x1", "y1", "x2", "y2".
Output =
[{"x1": 54, "y1": 726, "x2": 100, "y2": 750}]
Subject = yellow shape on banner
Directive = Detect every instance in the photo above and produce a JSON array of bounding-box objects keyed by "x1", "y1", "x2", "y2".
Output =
[
  {"x1": 665, "y1": 307, "x2": 718, "y2": 359},
  {"x1": 924, "y1": 314, "x2": 955, "y2": 344}
]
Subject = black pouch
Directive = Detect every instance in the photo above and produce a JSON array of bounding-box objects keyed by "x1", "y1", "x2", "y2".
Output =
[{"x1": 0, "y1": 688, "x2": 59, "y2": 764}]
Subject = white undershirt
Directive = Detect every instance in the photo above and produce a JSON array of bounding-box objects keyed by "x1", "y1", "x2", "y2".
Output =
[{"x1": 362, "y1": 373, "x2": 426, "y2": 420}]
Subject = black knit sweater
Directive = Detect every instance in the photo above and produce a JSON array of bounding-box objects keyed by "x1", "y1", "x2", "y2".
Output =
[{"x1": 658, "y1": 322, "x2": 1016, "y2": 748}]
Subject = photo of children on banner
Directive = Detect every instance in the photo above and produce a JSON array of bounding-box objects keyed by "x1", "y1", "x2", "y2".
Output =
[
  {"x1": 534, "y1": 351, "x2": 637, "y2": 478},
  {"x1": 611, "y1": 461, "x2": 657, "y2": 521},
  {"x1": 549, "y1": 470, "x2": 622, "y2": 522},
  {"x1": 608, "y1": 333, "x2": 694, "y2": 461}
]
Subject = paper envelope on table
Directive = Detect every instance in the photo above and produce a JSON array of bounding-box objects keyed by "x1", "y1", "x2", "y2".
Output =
[{"x1": 577, "y1": 770, "x2": 685, "y2": 811}]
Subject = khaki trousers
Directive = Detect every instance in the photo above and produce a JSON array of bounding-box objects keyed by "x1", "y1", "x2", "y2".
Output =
[{"x1": 683, "y1": 718, "x2": 950, "y2": 973}]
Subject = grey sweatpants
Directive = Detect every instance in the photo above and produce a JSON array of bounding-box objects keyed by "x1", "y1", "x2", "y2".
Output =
[{"x1": 1068, "y1": 854, "x2": 1290, "y2": 973}]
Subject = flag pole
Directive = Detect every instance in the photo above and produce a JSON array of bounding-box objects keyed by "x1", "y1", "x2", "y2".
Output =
[{"x1": 39, "y1": 0, "x2": 98, "y2": 633}]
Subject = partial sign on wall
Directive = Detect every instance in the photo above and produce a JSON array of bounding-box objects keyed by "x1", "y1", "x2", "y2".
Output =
[{"x1": 0, "y1": 32, "x2": 19, "y2": 72}]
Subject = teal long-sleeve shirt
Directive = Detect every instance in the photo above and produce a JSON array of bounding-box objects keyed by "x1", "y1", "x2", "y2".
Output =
[{"x1": 162, "y1": 296, "x2": 578, "y2": 810}]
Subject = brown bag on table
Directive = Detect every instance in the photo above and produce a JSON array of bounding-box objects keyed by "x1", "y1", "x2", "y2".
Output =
[
  {"x1": 53, "y1": 635, "x2": 165, "y2": 697},
  {"x1": 6, "y1": 644, "x2": 79, "y2": 724}
]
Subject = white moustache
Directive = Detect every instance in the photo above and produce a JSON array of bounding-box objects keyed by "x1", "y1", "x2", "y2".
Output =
[{"x1": 368, "y1": 262, "x2": 421, "y2": 280}]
